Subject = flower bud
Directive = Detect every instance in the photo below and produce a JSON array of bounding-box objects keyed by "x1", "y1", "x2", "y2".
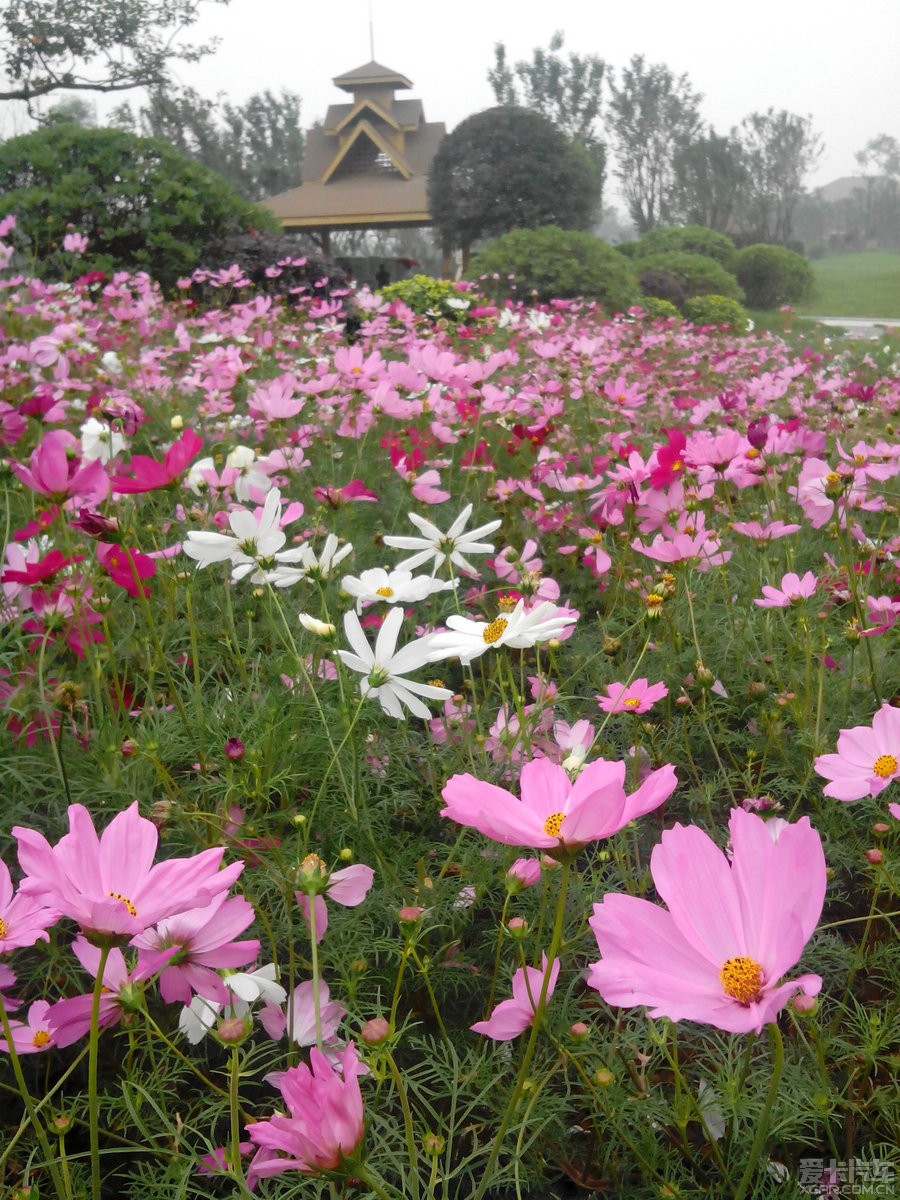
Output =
[
  {"x1": 120, "y1": 738, "x2": 137, "y2": 757},
  {"x1": 865, "y1": 848, "x2": 883, "y2": 865},
  {"x1": 224, "y1": 738, "x2": 245, "y2": 761},
  {"x1": 569, "y1": 1021, "x2": 590, "y2": 1040},
  {"x1": 216, "y1": 1017, "x2": 249, "y2": 1044},
  {"x1": 593, "y1": 1068, "x2": 615, "y2": 1086},
  {"x1": 295, "y1": 853, "x2": 329, "y2": 894},
  {"x1": 423, "y1": 1132, "x2": 445, "y2": 1155},
  {"x1": 791, "y1": 993, "x2": 818, "y2": 1016},
  {"x1": 170, "y1": 414, "x2": 184, "y2": 431},
  {"x1": 506, "y1": 916, "x2": 528, "y2": 940},
  {"x1": 398, "y1": 906, "x2": 424, "y2": 925},
  {"x1": 360, "y1": 1017, "x2": 391, "y2": 1045}
]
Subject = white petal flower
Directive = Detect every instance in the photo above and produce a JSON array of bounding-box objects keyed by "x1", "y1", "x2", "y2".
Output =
[
  {"x1": 383, "y1": 503, "x2": 502, "y2": 575},
  {"x1": 183, "y1": 488, "x2": 286, "y2": 579},
  {"x1": 267, "y1": 533, "x2": 353, "y2": 587},
  {"x1": 427, "y1": 600, "x2": 578, "y2": 665},
  {"x1": 80, "y1": 416, "x2": 128, "y2": 464},
  {"x1": 337, "y1": 606, "x2": 453, "y2": 720},
  {"x1": 223, "y1": 963, "x2": 287, "y2": 1005},
  {"x1": 340, "y1": 567, "x2": 457, "y2": 612}
]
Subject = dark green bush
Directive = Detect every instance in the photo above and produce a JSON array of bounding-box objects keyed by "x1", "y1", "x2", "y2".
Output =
[
  {"x1": 638, "y1": 268, "x2": 686, "y2": 308},
  {"x1": 631, "y1": 250, "x2": 744, "y2": 301},
  {"x1": 683, "y1": 293, "x2": 750, "y2": 332},
  {"x1": 733, "y1": 243, "x2": 814, "y2": 309},
  {"x1": 470, "y1": 226, "x2": 638, "y2": 311},
  {"x1": 634, "y1": 224, "x2": 736, "y2": 268},
  {"x1": 0, "y1": 123, "x2": 276, "y2": 291}
]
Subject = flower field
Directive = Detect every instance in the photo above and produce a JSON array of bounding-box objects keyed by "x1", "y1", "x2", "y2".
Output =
[{"x1": 0, "y1": 227, "x2": 898, "y2": 1200}]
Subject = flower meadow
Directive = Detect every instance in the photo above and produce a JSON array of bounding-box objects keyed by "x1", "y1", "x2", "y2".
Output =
[{"x1": 0, "y1": 223, "x2": 898, "y2": 1200}]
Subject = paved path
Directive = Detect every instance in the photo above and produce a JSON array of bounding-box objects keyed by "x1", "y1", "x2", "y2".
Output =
[{"x1": 800, "y1": 316, "x2": 899, "y2": 339}]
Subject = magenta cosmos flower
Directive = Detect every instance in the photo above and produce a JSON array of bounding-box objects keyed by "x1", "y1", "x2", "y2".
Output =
[
  {"x1": 13, "y1": 802, "x2": 244, "y2": 940},
  {"x1": 597, "y1": 678, "x2": 668, "y2": 715},
  {"x1": 441, "y1": 756, "x2": 677, "y2": 852},
  {"x1": 0, "y1": 857, "x2": 59, "y2": 952},
  {"x1": 587, "y1": 809, "x2": 826, "y2": 1034},
  {"x1": 246, "y1": 1041, "x2": 365, "y2": 1182},
  {"x1": 471, "y1": 953, "x2": 560, "y2": 1041},
  {"x1": 813, "y1": 704, "x2": 900, "y2": 801}
]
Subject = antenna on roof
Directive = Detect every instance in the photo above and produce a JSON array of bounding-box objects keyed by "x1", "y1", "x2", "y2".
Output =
[{"x1": 368, "y1": 0, "x2": 375, "y2": 60}]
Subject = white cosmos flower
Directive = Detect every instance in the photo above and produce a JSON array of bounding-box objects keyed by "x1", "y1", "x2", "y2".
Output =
[
  {"x1": 226, "y1": 444, "x2": 272, "y2": 502},
  {"x1": 383, "y1": 503, "x2": 502, "y2": 575},
  {"x1": 80, "y1": 416, "x2": 128, "y2": 463},
  {"x1": 427, "y1": 599, "x2": 578, "y2": 665},
  {"x1": 266, "y1": 533, "x2": 353, "y2": 587},
  {"x1": 178, "y1": 964, "x2": 286, "y2": 1044},
  {"x1": 337, "y1": 606, "x2": 453, "y2": 720},
  {"x1": 183, "y1": 487, "x2": 288, "y2": 581},
  {"x1": 340, "y1": 567, "x2": 457, "y2": 612}
]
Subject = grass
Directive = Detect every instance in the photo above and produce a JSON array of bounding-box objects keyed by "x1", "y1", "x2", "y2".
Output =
[{"x1": 799, "y1": 250, "x2": 900, "y2": 319}]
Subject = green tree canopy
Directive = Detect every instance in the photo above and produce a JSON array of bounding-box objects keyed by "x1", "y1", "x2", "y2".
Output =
[
  {"x1": 0, "y1": 122, "x2": 276, "y2": 289},
  {"x1": 112, "y1": 86, "x2": 304, "y2": 201},
  {"x1": 735, "y1": 109, "x2": 823, "y2": 244},
  {"x1": 0, "y1": 0, "x2": 226, "y2": 105},
  {"x1": 428, "y1": 106, "x2": 601, "y2": 255}
]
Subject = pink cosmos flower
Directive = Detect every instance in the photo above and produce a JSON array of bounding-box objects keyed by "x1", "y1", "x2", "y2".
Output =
[
  {"x1": 110, "y1": 428, "x2": 203, "y2": 494},
  {"x1": 753, "y1": 571, "x2": 818, "y2": 608},
  {"x1": 859, "y1": 594, "x2": 900, "y2": 638},
  {"x1": 471, "y1": 953, "x2": 560, "y2": 1040},
  {"x1": 133, "y1": 893, "x2": 260, "y2": 1004},
  {"x1": 10, "y1": 430, "x2": 109, "y2": 506},
  {"x1": 295, "y1": 862, "x2": 375, "y2": 944},
  {"x1": 587, "y1": 809, "x2": 826, "y2": 1034},
  {"x1": 597, "y1": 678, "x2": 668, "y2": 715},
  {"x1": 97, "y1": 542, "x2": 156, "y2": 598},
  {"x1": 813, "y1": 704, "x2": 900, "y2": 801},
  {"x1": 13, "y1": 802, "x2": 244, "y2": 940},
  {"x1": 0, "y1": 1000, "x2": 54, "y2": 1054},
  {"x1": 246, "y1": 1042, "x2": 365, "y2": 1182},
  {"x1": 441, "y1": 756, "x2": 677, "y2": 852},
  {"x1": 48, "y1": 936, "x2": 174, "y2": 1047},
  {"x1": 62, "y1": 232, "x2": 89, "y2": 254},
  {"x1": 0, "y1": 858, "x2": 59, "y2": 953},
  {"x1": 259, "y1": 978, "x2": 346, "y2": 1046}
]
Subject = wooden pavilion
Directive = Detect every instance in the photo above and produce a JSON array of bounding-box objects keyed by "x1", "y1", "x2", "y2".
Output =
[{"x1": 261, "y1": 60, "x2": 446, "y2": 265}]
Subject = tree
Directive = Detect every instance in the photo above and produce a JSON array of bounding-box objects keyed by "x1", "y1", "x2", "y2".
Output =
[
  {"x1": 112, "y1": 86, "x2": 304, "y2": 201},
  {"x1": 487, "y1": 30, "x2": 607, "y2": 199},
  {"x1": 0, "y1": 0, "x2": 226, "y2": 106},
  {"x1": 0, "y1": 123, "x2": 275, "y2": 290},
  {"x1": 854, "y1": 134, "x2": 900, "y2": 246},
  {"x1": 45, "y1": 97, "x2": 97, "y2": 126},
  {"x1": 670, "y1": 130, "x2": 747, "y2": 233},
  {"x1": 428, "y1": 107, "x2": 601, "y2": 258},
  {"x1": 608, "y1": 55, "x2": 704, "y2": 233},
  {"x1": 735, "y1": 109, "x2": 823, "y2": 245}
]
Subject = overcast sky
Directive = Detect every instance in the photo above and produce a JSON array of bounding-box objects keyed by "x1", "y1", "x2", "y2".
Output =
[
  {"x1": 9, "y1": 0, "x2": 897, "y2": 201},
  {"x1": 159, "y1": 0, "x2": 897, "y2": 192}
]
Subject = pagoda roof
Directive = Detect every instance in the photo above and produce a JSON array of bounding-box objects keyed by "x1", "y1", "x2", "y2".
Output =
[
  {"x1": 263, "y1": 175, "x2": 432, "y2": 229},
  {"x1": 332, "y1": 60, "x2": 413, "y2": 91}
]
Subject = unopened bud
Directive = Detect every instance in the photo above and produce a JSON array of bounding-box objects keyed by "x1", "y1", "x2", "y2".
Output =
[
  {"x1": 216, "y1": 1017, "x2": 248, "y2": 1044},
  {"x1": 423, "y1": 1132, "x2": 445, "y2": 1155},
  {"x1": 398, "y1": 906, "x2": 424, "y2": 925},
  {"x1": 360, "y1": 1017, "x2": 391, "y2": 1045},
  {"x1": 569, "y1": 1022, "x2": 590, "y2": 1040},
  {"x1": 170, "y1": 414, "x2": 184, "y2": 430},
  {"x1": 865, "y1": 848, "x2": 883, "y2": 865},
  {"x1": 593, "y1": 1068, "x2": 614, "y2": 1086},
  {"x1": 506, "y1": 916, "x2": 528, "y2": 940},
  {"x1": 791, "y1": 993, "x2": 818, "y2": 1016}
]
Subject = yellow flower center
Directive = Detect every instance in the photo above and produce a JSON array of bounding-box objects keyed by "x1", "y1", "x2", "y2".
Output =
[
  {"x1": 719, "y1": 956, "x2": 764, "y2": 1004},
  {"x1": 375, "y1": 586, "x2": 394, "y2": 597},
  {"x1": 543, "y1": 812, "x2": 566, "y2": 838},
  {"x1": 32, "y1": 1030, "x2": 51, "y2": 1048},
  {"x1": 482, "y1": 617, "x2": 509, "y2": 644},
  {"x1": 498, "y1": 593, "x2": 519, "y2": 612},
  {"x1": 672, "y1": 458, "x2": 683, "y2": 471},
  {"x1": 301, "y1": 853, "x2": 326, "y2": 873},
  {"x1": 0, "y1": 917, "x2": 8, "y2": 939},
  {"x1": 623, "y1": 696, "x2": 641, "y2": 709},
  {"x1": 873, "y1": 754, "x2": 897, "y2": 779},
  {"x1": 107, "y1": 891, "x2": 137, "y2": 917}
]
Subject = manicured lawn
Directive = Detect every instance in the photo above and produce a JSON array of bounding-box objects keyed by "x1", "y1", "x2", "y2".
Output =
[{"x1": 800, "y1": 250, "x2": 900, "y2": 318}]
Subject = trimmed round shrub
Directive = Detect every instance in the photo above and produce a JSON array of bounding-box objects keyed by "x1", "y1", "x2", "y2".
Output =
[
  {"x1": 638, "y1": 268, "x2": 686, "y2": 308},
  {"x1": 0, "y1": 123, "x2": 277, "y2": 291},
  {"x1": 683, "y1": 293, "x2": 750, "y2": 333},
  {"x1": 733, "y1": 243, "x2": 814, "y2": 309},
  {"x1": 634, "y1": 224, "x2": 736, "y2": 269},
  {"x1": 631, "y1": 250, "x2": 744, "y2": 302},
  {"x1": 470, "y1": 226, "x2": 639, "y2": 311},
  {"x1": 639, "y1": 297, "x2": 681, "y2": 320},
  {"x1": 379, "y1": 274, "x2": 472, "y2": 322}
]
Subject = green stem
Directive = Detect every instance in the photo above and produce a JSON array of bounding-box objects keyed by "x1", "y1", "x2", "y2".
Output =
[
  {"x1": 88, "y1": 942, "x2": 112, "y2": 1200},
  {"x1": 384, "y1": 1049, "x2": 421, "y2": 1200},
  {"x1": 733, "y1": 1023, "x2": 784, "y2": 1200},
  {"x1": 228, "y1": 1046, "x2": 248, "y2": 1189},
  {"x1": 471, "y1": 860, "x2": 571, "y2": 1200}
]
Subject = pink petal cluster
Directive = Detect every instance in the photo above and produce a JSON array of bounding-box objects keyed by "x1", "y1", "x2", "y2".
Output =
[
  {"x1": 597, "y1": 678, "x2": 668, "y2": 715},
  {"x1": 441, "y1": 756, "x2": 677, "y2": 851},
  {"x1": 813, "y1": 704, "x2": 900, "y2": 801},
  {"x1": 588, "y1": 809, "x2": 826, "y2": 1034},
  {"x1": 471, "y1": 953, "x2": 560, "y2": 1041},
  {"x1": 13, "y1": 802, "x2": 243, "y2": 940},
  {"x1": 246, "y1": 1042, "x2": 365, "y2": 1181},
  {"x1": 754, "y1": 570, "x2": 818, "y2": 608}
]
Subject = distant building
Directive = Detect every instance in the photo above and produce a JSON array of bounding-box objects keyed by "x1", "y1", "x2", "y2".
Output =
[{"x1": 261, "y1": 61, "x2": 446, "y2": 259}]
